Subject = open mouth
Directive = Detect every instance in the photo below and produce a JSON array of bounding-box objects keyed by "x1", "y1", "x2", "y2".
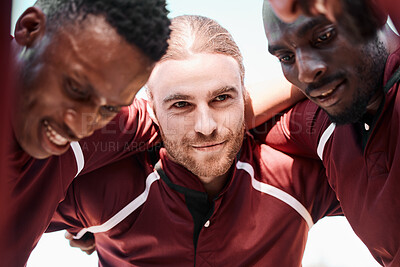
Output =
[
  {"x1": 319, "y1": 87, "x2": 336, "y2": 98},
  {"x1": 309, "y1": 80, "x2": 346, "y2": 106},
  {"x1": 43, "y1": 120, "x2": 69, "y2": 147}
]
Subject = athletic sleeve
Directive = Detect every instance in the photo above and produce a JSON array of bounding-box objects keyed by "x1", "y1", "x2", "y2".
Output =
[
  {"x1": 47, "y1": 184, "x2": 85, "y2": 234},
  {"x1": 252, "y1": 100, "x2": 332, "y2": 159},
  {"x1": 0, "y1": 97, "x2": 158, "y2": 267},
  {"x1": 309, "y1": 163, "x2": 343, "y2": 222},
  {"x1": 48, "y1": 154, "x2": 149, "y2": 235},
  {"x1": 283, "y1": 154, "x2": 342, "y2": 224}
]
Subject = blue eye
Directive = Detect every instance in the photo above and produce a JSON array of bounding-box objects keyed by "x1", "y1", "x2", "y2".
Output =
[{"x1": 215, "y1": 94, "x2": 229, "y2": 101}]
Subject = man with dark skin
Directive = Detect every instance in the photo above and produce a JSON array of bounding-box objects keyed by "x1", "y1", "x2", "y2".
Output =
[
  {"x1": 1, "y1": 1, "x2": 171, "y2": 265},
  {"x1": 12, "y1": 1, "x2": 168, "y2": 159},
  {"x1": 262, "y1": 1, "x2": 400, "y2": 265}
]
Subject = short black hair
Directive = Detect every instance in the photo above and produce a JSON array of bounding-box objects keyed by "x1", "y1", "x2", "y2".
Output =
[{"x1": 35, "y1": 0, "x2": 171, "y2": 61}]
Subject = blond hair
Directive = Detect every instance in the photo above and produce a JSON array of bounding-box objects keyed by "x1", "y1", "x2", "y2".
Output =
[{"x1": 161, "y1": 15, "x2": 245, "y2": 86}]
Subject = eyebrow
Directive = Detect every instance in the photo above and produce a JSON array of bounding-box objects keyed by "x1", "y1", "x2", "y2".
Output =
[
  {"x1": 210, "y1": 86, "x2": 238, "y2": 98},
  {"x1": 118, "y1": 100, "x2": 135, "y2": 107},
  {"x1": 68, "y1": 71, "x2": 94, "y2": 93},
  {"x1": 268, "y1": 44, "x2": 288, "y2": 55},
  {"x1": 162, "y1": 86, "x2": 239, "y2": 103},
  {"x1": 268, "y1": 16, "x2": 329, "y2": 55},
  {"x1": 68, "y1": 72, "x2": 134, "y2": 107},
  {"x1": 163, "y1": 93, "x2": 194, "y2": 103},
  {"x1": 297, "y1": 16, "x2": 327, "y2": 36}
]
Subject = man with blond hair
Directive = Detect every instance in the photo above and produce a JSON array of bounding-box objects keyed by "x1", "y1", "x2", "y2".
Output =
[{"x1": 48, "y1": 15, "x2": 341, "y2": 266}]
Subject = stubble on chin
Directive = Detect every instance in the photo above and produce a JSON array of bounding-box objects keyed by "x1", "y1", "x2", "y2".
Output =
[{"x1": 161, "y1": 122, "x2": 245, "y2": 178}]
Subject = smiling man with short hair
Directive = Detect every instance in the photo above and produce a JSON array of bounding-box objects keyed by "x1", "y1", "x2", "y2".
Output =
[
  {"x1": 48, "y1": 15, "x2": 341, "y2": 266},
  {"x1": 1, "y1": 1, "x2": 171, "y2": 265},
  {"x1": 12, "y1": 0, "x2": 169, "y2": 159},
  {"x1": 261, "y1": 1, "x2": 400, "y2": 265}
]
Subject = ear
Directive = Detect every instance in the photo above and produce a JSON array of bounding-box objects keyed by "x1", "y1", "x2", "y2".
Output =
[
  {"x1": 146, "y1": 100, "x2": 159, "y2": 126},
  {"x1": 144, "y1": 86, "x2": 159, "y2": 126},
  {"x1": 14, "y1": 7, "x2": 46, "y2": 48}
]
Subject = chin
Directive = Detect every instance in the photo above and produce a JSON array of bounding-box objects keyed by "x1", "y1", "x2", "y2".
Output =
[
  {"x1": 327, "y1": 109, "x2": 364, "y2": 125},
  {"x1": 22, "y1": 144, "x2": 49, "y2": 159},
  {"x1": 195, "y1": 157, "x2": 233, "y2": 177},
  {"x1": 326, "y1": 100, "x2": 368, "y2": 125},
  {"x1": 18, "y1": 136, "x2": 50, "y2": 159}
]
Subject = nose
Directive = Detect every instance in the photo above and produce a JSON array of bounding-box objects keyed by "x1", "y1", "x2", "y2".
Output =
[
  {"x1": 63, "y1": 108, "x2": 97, "y2": 139},
  {"x1": 194, "y1": 105, "x2": 217, "y2": 136},
  {"x1": 296, "y1": 49, "x2": 327, "y2": 84},
  {"x1": 269, "y1": 0, "x2": 302, "y2": 23}
]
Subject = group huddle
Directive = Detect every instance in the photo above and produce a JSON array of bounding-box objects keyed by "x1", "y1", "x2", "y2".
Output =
[{"x1": 1, "y1": 0, "x2": 400, "y2": 266}]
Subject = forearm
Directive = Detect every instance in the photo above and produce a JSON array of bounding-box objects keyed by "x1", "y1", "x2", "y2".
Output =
[{"x1": 245, "y1": 78, "x2": 305, "y2": 129}]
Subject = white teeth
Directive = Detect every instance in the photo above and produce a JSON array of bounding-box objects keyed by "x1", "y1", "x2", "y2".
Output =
[
  {"x1": 44, "y1": 121, "x2": 69, "y2": 146},
  {"x1": 321, "y1": 88, "x2": 334, "y2": 97}
]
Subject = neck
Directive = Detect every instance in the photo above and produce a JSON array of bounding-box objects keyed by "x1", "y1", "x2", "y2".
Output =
[
  {"x1": 199, "y1": 171, "x2": 230, "y2": 200},
  {"x1": 366, "y1": 90, "x2": 384, "y2": 115},
  {"x1": 382, "y1": 24, "x2": 400, "y2": 55},
  {"x1": 365, "y1": 25, "x2": 400, "y2": 116}
]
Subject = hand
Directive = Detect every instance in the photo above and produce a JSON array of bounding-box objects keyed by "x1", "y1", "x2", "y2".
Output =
[{"x1": 65, "y1": 231, "x2": 96, "y2": 255}]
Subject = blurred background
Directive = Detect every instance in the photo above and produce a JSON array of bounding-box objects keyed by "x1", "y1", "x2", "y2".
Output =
[{"x1": 11, "y1": 0, "x2": 382, "y2": 266}]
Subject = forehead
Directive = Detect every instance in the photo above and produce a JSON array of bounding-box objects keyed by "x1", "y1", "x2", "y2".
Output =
[
  {"x1": 52, "y1": 14, "x2": 124, "y2": 53},
  {"x1": 148, "y1": 53, "x2": 242, "y2": 100},
  {"x1": 264, "y1": 6, "x2": 331, "y2": 43},
  {"x1": 45, "y1": 15, "x2": 153, "y2": 104}
]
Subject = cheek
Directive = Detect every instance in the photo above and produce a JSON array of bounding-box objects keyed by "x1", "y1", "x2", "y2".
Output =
[
  {"x1": 21, "y1": 87, "x2": 57, "y2": 117},
  {"x1": 282, "y1": 66, "x2": 297, "y2": 83},
  {"x1": 159, "y1": 115, "x2": 189, "y2": 139},
  {"x1": 222, "y1": 106, "x2": 245, "y2": 128},
  {"x1": 96, "y1": 116, "x2": 117, "y2": 129},
  {"x1": 31, "y1": 80, "x2": 68, "y2": 112}
]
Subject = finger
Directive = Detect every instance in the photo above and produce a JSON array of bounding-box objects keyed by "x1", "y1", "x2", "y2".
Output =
[
  {"x1": 84, "y1": 246, "x2": 96, "y2": 255},
  {"x1": 69, "y1": 239, "x2": 95, "y2": 250},
  {"x1": 64, "y1": 231, "x2": 74, "y2": 240}
]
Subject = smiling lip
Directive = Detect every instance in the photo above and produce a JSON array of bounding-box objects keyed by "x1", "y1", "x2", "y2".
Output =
[
  {"x1": 192, "y1": 141, "x2": 225, "y2": 151},
  {"x1": 309, "y1": 80, "x2": 346, "y2": 107},
  {"x1": 44, "y1": 120, "x2": 69, "y2": 146},
  {"x1": 41, "y1": 120, "x2": 72, "y2": 155}
]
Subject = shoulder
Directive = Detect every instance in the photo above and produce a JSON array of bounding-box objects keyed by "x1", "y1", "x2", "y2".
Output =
[
  {"x1": 70, "y1": 154, "x2": 153, "y2": 218},
  {"x1": 241, "y1": 135, "x2": 324, "y2": 186}
]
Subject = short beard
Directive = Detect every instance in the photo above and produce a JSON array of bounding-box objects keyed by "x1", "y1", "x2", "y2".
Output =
[
  {"x1": 161, "y1": 122, "x2": 245, "y2": 178},
  {"x1": 328, "y1": 38, "x2": 388, "y2": 125}
]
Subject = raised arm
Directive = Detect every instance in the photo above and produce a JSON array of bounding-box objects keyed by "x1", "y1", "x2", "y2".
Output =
[
  {"x1": 47, "y1": 186, "x2": 96, "y2": 255},
  {"x1": 245, "y1": 77, "x2": 305, "y2": 129}
]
